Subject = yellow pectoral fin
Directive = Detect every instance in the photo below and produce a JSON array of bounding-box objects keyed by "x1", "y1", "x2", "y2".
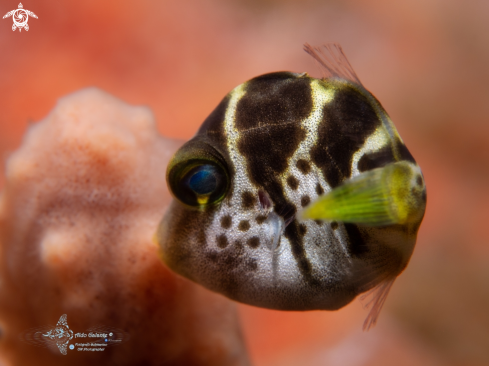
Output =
[{"x1": 300, "y1": 162, "x2": 426, "y2": 226}]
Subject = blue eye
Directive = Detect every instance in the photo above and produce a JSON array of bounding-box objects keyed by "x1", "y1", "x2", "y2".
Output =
[
  {"x1": 188, "y1": 167, "x2": 218, "y2": 195},
  {"x1": 168, "y1": 159, "x2": 229, "y2": 207}
]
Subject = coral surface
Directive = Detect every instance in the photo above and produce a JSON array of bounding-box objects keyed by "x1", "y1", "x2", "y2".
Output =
[{"x1": 0, "y1": 88, "x2": 248, "y2": 366}]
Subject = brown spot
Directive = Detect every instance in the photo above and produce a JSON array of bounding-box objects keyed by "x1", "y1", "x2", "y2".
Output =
[
  {"x1": 238, "y1": 220, "x2": 251, "y2": 232},
  {"x1": 298, "y1": 223, "x2": 307, "y2": 237},
  {"x1": 247, "y1": 237, "x2": 260, "y2": 249},
  {"x1": 220, "y1": 215, "x2": 232, "y2": 229},
  {"x1": 314, "y1": 220, "x2": 322, "y2": 225},
  {"x1": 241, "y1": 191, "x2": 255, "y2": 210},
  {"x1": 296, "y1": 159, "x2": 311, "y2": 174},
  {"x1": 216, "y1": 234, "x2": 228, "y2": 248},
  {"x1": 246, "y1": 258, "x2": 258, "y2": 271},
  {"x1": 301, "y1": 195, "x2": 311, "y2": 207},
  {"x1": 256, "y1": 215, "x2": 267, "y2": 224},
  {"x1": 331, "y1": 221, "x2": 338, "y2": 230},
  {"x1": 287, "y1": 175, "x2": 299, "y2": 190},
  {"x1": 316, "y1": 183, "x2": 324, "y2": 195},
  {"x1": 416, "y1": 175, "x2": 423, "y2": 186}
]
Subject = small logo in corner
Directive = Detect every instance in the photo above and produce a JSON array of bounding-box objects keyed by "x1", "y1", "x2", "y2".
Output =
[
  {"x1": 3, "y1": 3, "x2": 38, "y2": 32},
  {"x1": 41, "y1": 314, "x2": 74, "y2": 355},
  {"x1": 20, "y1": 314, "x2": 129, "y2": 355}
]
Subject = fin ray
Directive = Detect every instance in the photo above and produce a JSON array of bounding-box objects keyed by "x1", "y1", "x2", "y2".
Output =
[
  {"x1": 304, "y1": 43, "x2": 362, "y2": 85},
  {"x1": 360, "y1": 279, "x2": 395, "y2": 330}
]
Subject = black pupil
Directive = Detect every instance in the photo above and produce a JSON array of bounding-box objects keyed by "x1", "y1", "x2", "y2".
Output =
[{"x1": 188, "y1": 166, "x2": 218, "y2": 195}]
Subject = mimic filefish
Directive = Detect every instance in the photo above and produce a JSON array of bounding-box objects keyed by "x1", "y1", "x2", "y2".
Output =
[{"x1": 157, "y1": 44, "x2": 426, "y2": 329}]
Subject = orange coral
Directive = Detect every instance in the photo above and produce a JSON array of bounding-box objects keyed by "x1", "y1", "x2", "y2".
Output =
[{"x1": 0, "y1": 88, "x2": 249, "y2": 366}]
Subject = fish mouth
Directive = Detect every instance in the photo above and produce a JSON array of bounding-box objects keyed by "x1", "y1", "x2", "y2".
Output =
[
  {"x1": 257, "y1": 190, "x2": 298, "y2": 282},
  {"x1": 264, "y1": 212, "x2": 285, "y2": 252},
  {"x1": 263, "y1": 210, "x2": 295, "y2": 283},
  {"x1": 258, "y1": 189, "x2": 296, "y2": 251},
  {"x1": 263, "y1": 210, "x2": 296, "y2": 249}
]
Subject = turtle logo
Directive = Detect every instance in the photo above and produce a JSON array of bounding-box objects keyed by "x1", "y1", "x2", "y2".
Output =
[{"x1": 3, "y1": 3, "x2": 37, "y2": 32}]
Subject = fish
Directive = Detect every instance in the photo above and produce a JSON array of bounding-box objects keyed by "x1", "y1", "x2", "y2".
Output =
[{"x1": 156, "y1": 43, "x2": 426, "y2": 329}]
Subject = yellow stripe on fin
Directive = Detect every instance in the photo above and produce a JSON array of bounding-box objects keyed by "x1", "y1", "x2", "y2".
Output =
[{"x1": 299, "y1": 162, "x2": 425, "y2": 226}]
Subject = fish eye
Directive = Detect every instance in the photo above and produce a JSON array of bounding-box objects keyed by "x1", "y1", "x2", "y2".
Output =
[{"x1": 168, "y1": 159, "x2": 229, "y2": 207}]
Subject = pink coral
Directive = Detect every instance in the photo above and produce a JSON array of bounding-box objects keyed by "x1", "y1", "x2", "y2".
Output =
[{"x1": 0, "y1": 88, "x2": 249, "y2": 366}]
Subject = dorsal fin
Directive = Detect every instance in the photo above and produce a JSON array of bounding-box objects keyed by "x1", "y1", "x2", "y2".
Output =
[{"x1": 304, "y1": 43, "x2": 362, "y2": 85}]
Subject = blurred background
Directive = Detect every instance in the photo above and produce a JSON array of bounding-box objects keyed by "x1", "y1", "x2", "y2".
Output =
[{"x1": 1, "y1": 0, "x2": 488, "y2": 365}]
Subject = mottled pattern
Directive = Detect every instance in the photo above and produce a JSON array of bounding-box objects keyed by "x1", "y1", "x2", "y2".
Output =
[
  {"x1": 310, "y1": 82, "x2": 381, "y2": 188},
  {"x1": 158, "y1": 71, "x2": 426, "y2": 313}
]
